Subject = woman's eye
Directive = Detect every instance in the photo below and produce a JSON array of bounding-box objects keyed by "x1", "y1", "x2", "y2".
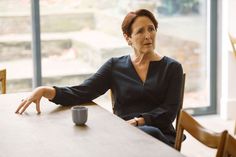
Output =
[
  {"x1": 148, "y1": 27, "x2": 155, "y2": 31},
  {"x1": 137, "y1": 29, "x2": 143, "y2": 34}
]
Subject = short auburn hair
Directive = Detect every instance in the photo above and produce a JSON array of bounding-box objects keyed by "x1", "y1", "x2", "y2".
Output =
[{"x1": 121, "y1": 9, "x2": 158, "y2": 37}]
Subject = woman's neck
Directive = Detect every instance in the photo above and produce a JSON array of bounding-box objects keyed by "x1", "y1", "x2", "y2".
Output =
[{"x1": 131, "y1": 52, "x2": 162, "y2": 65}]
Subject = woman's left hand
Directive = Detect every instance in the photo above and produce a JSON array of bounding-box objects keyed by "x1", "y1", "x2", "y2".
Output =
[
  {"x1": 127, "y1": 119, "x2": 137, "y2": 126},
  {"x1": 127, "y1": 117, "x2": 145, "y2": 126}
]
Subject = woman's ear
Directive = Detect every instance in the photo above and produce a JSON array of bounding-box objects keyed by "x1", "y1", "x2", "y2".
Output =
[{"x1": 123, "y1": 34, "x2": 132, "y2": 46}]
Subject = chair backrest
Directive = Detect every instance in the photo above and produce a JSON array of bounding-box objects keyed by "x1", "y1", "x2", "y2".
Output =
[
  {"x1": 223, "y1": 133, "x2": 236, "y2": 157},
  {"x1": 0, "y1": 69, "x2": 6, "y2": 94},
  {"x1": 175, "y1": 73, "x2": 186, "y2": 129},
  {"x1": 234, "y1": 121, "x2": 236, "y2": 135},
  {"x1": 110, "y1": 89, "x2": 115, "y2": 111},
  {"x1": 229, "y1": 34, "x2": 236, "y2": 136},
  {"x1": 229, "y1": 33, "x2": 236, "y2": 57},
  {"x1": 174, "y1": 110, "x2": 228, "y2": 157}
]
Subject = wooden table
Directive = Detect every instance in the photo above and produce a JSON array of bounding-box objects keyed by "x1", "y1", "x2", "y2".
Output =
[{"x1": 0, "y1": 93, "x2": 186, "y2": 157}]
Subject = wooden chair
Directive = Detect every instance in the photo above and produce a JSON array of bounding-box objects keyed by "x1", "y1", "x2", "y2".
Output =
[
  {"x1": 222, "y1": 133, "x2": 236, "y2": 157},
  {"x1": 0, "y1": 69, "x2": 6, "y2": 94},
  {"x1": 174, "y1": 110, "x2": 228, "y2": 157},
  {"x1": 110, "y1": 89, "x2": 115, "y2": 111},
  {"x1": 228, "y1": 33, "x2": 236, "y2": 135},
  {"x1": 175, "y1": 73, "x2": 186, "y2": 129},
  {"x1": 229, "y1": 33, "x2": 236, "y2": 57},
  {"x1": 235, "y1": 121, "x2": 236, "y2": 136}
]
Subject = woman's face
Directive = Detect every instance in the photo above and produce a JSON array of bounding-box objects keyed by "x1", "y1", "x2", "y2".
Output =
[{"x1": 128, "y1": 16, "x2": 156, "y2": 55}]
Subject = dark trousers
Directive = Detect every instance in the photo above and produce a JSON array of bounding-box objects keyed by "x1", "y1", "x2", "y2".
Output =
[{"x1": 138, "y1": 125, "x2": 174, "y2": 147}]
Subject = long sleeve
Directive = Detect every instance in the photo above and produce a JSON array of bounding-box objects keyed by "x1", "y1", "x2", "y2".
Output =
[
  {"x1": 50, "y1": 58, "x2": 113, "y2": 105},
  {"x1": 141, "y1": 63, "x2": 183, "y2": 129}
]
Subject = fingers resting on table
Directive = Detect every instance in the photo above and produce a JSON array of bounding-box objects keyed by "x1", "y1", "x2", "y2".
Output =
[{"x1": 15, "y1": 95, "x2": 42, "y2": 114}]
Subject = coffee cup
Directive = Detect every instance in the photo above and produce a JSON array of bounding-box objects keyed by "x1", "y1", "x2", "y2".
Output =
[{"x1": 71, "y1": 106, "x2": 88, "y2": 125}]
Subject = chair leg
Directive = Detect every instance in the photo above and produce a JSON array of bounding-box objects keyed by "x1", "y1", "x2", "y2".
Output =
[{"x1": 234, "y1": 121, "x2": 236, "y2": 135}]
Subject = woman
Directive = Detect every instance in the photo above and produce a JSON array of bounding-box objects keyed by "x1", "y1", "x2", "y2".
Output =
[{"x1": 15, "y1": 9, "x2": 183, "y2": 146}]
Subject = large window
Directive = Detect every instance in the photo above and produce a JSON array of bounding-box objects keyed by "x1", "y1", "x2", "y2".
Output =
[
  {"x1": 1, "y1": 0, "x2": 216, "y2": 115},
  {"x1": 155, "y1": 0, "x2": 210, "y2": 114},
  {"x1": 0, "y1": 0, "x2": 33, "y2": 92}
]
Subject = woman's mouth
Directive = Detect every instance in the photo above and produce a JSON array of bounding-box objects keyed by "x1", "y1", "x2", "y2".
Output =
[{"x1": 144, "y1": 43, "x2": 152, "y2": 46}]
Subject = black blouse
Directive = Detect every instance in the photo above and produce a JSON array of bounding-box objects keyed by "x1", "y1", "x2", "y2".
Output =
[{"x1": 51, "y1": 55, "x2": 183, "y2": 134}]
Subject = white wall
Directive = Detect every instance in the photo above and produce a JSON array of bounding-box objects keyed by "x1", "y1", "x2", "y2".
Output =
[{"x1": 218, "y1": 0, "x2": 236, "y2": 120}]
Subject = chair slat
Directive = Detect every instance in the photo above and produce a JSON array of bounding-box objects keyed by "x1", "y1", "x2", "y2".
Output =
[
  {"x1": 0, "y1": 69, "x2": 7, "y2": 94},
  {"x1": 175, "y1": 110, "x2": 228, "y2": 157}
]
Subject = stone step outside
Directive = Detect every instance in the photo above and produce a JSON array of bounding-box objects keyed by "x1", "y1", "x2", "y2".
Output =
[
  {"x1": 0, "y1": 10, "x2": 95, "y2": 34},
  {"x1": 0, "y1": 30, "x2": 130, "y2": 93},
  {"x1": 0, "y1": 30, "x2": 130, "y2": 63}
]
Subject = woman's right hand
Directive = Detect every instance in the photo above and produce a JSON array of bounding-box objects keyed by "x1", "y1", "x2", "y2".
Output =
[{"x1": 15, "y1": 86, "x2": 56, "y2": 114}]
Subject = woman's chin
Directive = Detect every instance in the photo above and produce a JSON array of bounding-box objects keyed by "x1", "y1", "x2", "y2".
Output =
[{"x1": 141, "y1": 49, "x2": 154, "y2": 55}]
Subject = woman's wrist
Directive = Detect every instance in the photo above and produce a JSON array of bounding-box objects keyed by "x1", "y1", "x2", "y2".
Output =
[
  {"x1": 134, "y1": 117, "x2": 139, "y2": 126},
  {"x1": 40, "y1": 86, "x2": 56, "y2": 100},
  {"x1": 134, "y1": 117, "x2": 145, "y2": 126}
]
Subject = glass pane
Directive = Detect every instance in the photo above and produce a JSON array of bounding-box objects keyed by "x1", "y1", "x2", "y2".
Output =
[
  {"x1": 155, "y1": 0, "x2": 209, "y2": 109},
  {"x1": 39, "y1": 0, "x2": 209, "y2": 110},
  {"x1": 0, "y1": 0, "x2": 32, "y2": 93}
]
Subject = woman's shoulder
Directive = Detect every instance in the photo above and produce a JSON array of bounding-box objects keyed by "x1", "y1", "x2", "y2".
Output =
[
  {"x1": 101, "y1": 55, "x2": 130, "y2": 69},
  {"x1": 157, "y1": 56, "x2": 183, "y2": 74},
  {"x1": 163, "y1": 56, "x2": 183, "y2": 75},
  {"x1": 109, "y1": 55, "x2": 130, "y2": 64},
  {"x1": 162, "y1": 56, "x2": 182, "y2": 67},
  {"x1": 111, "y1": 55, "x2": 129, "y2": 61}
]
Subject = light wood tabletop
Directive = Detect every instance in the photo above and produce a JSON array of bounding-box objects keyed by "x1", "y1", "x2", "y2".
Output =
[{"x1": 0, "y1": 93, "x2": 186, "y2": 157}]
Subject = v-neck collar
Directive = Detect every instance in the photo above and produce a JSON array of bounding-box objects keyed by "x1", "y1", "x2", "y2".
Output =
[{"x1": 128, "y1": 55, "x2": 165, "y2": 85}]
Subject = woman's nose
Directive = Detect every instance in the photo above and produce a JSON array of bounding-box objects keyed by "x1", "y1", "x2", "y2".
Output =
[{"x1": 145, "y1": 32, "x2": 151, "y2": 39}]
